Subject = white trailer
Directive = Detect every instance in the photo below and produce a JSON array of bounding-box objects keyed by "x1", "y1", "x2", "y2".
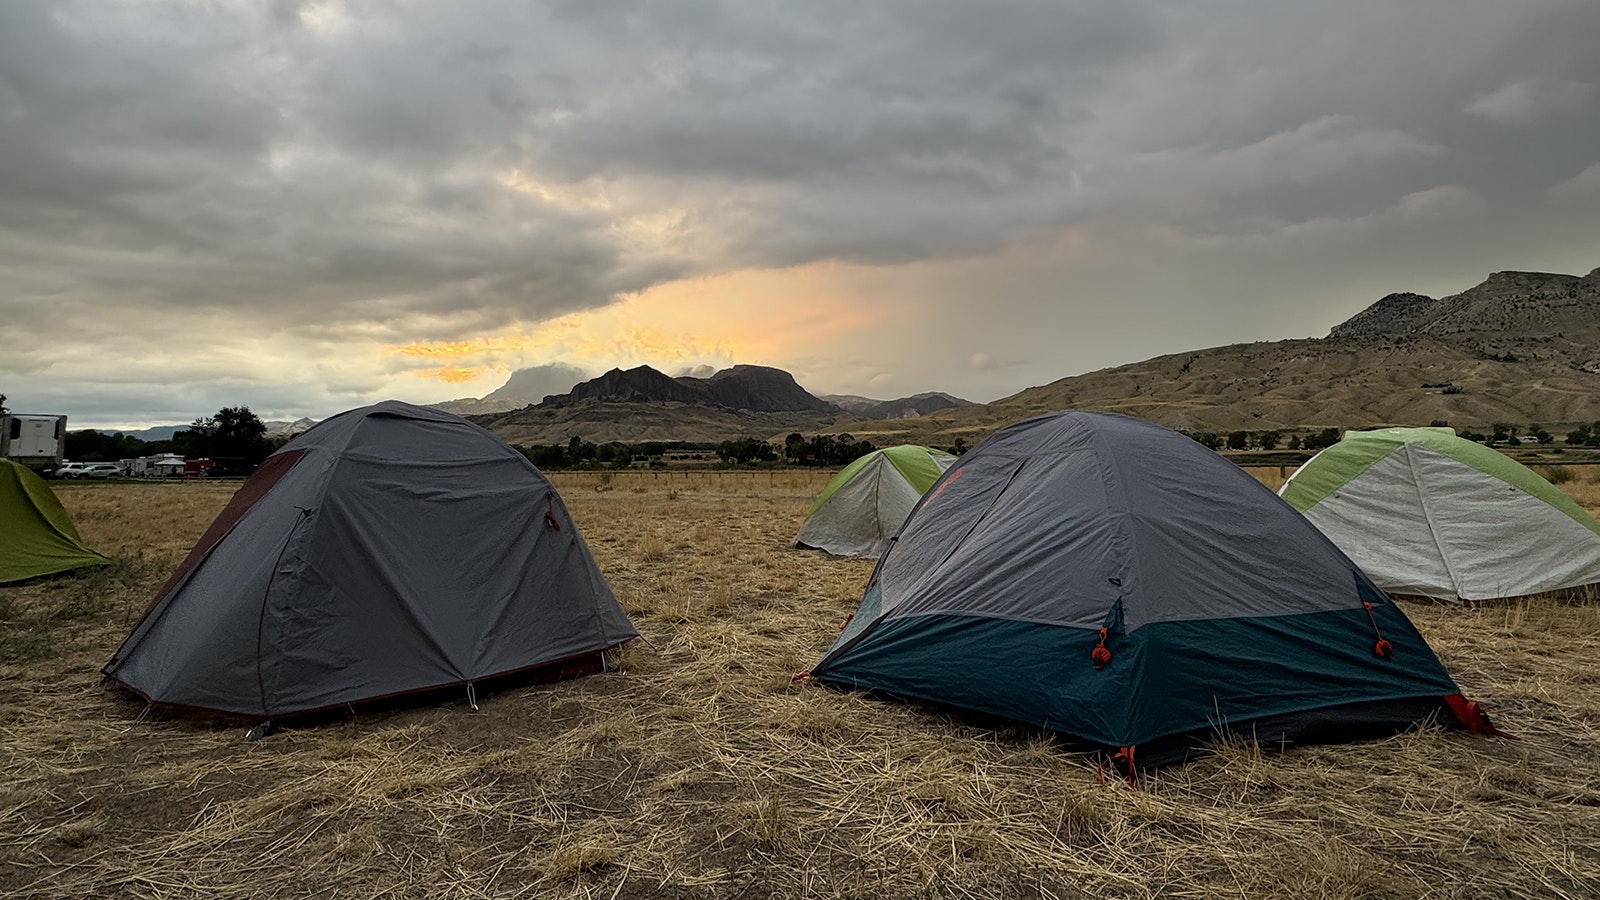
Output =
[{"x1": 1, "y1": 412, "x2": 69, "y2": 472}]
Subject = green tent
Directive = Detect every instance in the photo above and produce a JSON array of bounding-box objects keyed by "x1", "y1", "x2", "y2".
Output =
[
  {"x1": 795, "y1": 445, "x2": 955, "y2": 557},
  {"x1": 0, "y1": 459, "x2": 110, "y2": 583},
  {"x1": 1280, "y1": 427, "x2": 1600, "y2": 601}
]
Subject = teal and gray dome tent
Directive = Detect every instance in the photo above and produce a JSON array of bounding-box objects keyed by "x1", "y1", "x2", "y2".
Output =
[
  {"x1": 809, "y1": 411, "x2": 1495, "y2": 769},
  {"x1": 1280, "y1": 427, "x2": 1600, "y2": 601},
  {"x1": 795, "y1": 445, "x2": 956, "y2": 558},
  {"x1": 104, "y1": 401, "x2": 637, "y2": 719}
]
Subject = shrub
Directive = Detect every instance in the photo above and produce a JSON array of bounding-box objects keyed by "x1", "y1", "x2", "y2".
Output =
[{"x1": 1541, "y1": 466, "x2": 1575, "y2": 485}]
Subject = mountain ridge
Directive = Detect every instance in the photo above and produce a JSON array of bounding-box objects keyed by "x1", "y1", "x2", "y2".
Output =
[
  {"x1": 461, "y1": 265, "x2": 1600, "y2": 448},
  {"x1": 830, "y1": 266, "x2": 1600, "y2": 445}
]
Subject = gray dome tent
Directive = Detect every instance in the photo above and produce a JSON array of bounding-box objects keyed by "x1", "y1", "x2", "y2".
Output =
[
  {"x1": 104, "y1": 401, "x2": 637, "y2": 718},
  {"x1": 810, "y1": 411, "x2": 1496, "y2": 769}
]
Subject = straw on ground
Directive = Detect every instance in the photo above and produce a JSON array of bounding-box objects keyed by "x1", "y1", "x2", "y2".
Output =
[{"x1": 2, "y1": 471, "x2": 1598, "y2": 898}]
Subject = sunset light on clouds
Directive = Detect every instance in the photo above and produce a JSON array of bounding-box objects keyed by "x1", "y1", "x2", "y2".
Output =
[{"x1": 390, "y1": 264, "x2": 898, "y2": 398}]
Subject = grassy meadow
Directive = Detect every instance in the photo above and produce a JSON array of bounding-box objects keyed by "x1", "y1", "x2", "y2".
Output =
[{"x1": 3, "y1": 468, "x2": 1600, "y2": 898}]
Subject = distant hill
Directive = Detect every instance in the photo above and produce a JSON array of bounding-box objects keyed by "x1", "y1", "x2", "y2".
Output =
[
  {"x1": 98, "y1": 416, "x2": 316, "y2": 443},
  {"x1": 820, "y1": 391, "x2": 973, "y2": 419},
  {"x1": 819, "y1": 394, "x2": 881, "y2": 415},
  {"x1": 860, "y1": 392, "x2": 973, "y2": 420},
  {"x1": 109, "y1": 425, "x2": 185, "y2": 441},
  {"x1": 837, "y1": 266, "x2": 1600, "y2": 445},
  {"x1": 540, "y1": 364, "x2": 837, "y2": 413},
  {"x1": 473, "y1": 364, "x2": 842, "y2": 444}
]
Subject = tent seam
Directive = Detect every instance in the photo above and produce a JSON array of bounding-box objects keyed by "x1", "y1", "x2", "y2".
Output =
[{"x1": 1404, "y1": 443, "x2": 1464, "y2": 599}]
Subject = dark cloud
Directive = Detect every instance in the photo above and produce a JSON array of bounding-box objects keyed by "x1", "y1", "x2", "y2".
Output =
[{"x1": 1, "y1": 1, "x2": 1597, "y2": 424}]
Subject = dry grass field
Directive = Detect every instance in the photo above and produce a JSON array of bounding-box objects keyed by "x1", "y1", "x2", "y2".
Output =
[{"x1": 4, "y1": 468, "x2": 1600, "y2": 898}]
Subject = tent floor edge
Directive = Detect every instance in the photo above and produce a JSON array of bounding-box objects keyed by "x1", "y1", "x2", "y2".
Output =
[
  {"x1": 1129, "y1": 695, "x2": 1472, "y2": 769},
  {"x1": 103, "y1": 643, "x2": 630, "y2": 723},
  {"x1": 811, "y1": 676, "x2": 1467, "y2": 771}
]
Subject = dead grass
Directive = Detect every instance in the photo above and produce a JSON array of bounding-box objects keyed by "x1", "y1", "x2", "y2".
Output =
[{"x1": 3, "y1": 472, "x2": 1599, "y2": 897}]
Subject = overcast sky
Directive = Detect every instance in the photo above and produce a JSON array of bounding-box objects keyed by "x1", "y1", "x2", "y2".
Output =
[{"x1": 3, "y1": 1, "x2": 1598, "y2": 429}]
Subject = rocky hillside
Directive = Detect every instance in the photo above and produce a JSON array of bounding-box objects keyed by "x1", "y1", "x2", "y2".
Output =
[
  {"x1": 840, "y1": 266, "x2": 1600, "y2": 445},
  {"x1": 1327, "y1": 293, "x2": 1437, "y2": 338},
  {"x1": 700, "y1": 366, "x2": 837, "y2": 413},
  {"x1": 557, "y1": 366, "x2": 707, "y2": 406}
]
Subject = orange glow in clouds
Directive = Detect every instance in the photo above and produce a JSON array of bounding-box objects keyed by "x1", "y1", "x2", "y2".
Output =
[
  {"x1": 391, "y1": 263, "x2": 897, "y2": 385},
  {"x1": 411, "y1": 366, "x2": 503, "y2": 384}
]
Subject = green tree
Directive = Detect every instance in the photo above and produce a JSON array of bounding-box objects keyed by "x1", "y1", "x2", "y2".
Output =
[
  {"x1": 211, "y1": 406, "x2": 269, "y2": 463},
  {"x1": 1226, "y1": 430, "x2": 1250, "y2": 450},
  {"x1": 1259, "y1": 430, "x2": 1281, "y2": 451},
  {"x1": 63, "y1": 429, "x2": 149, "y2": 462},
  {"x1": 171, "y1": 406, "x2": 269, "y2": 464},
  {"x1": 784, "y1": 432, "x2": 806, "y2": 462},
  {"x1": 1303, "y1": 428, "x2": 1341, "y2": 451},
  {"x1": 169, "y1": 416, "x2": 216, "y2": 459},
  {"x1": 716, "y1": 437, "x2": 778, "y2": 464}
]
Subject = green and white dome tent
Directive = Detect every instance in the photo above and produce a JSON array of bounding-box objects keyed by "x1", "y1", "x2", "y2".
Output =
[
  {"x1": 1280, "y1": 427, "x2": 1600, "y2": 601},
  {"x1": 795, "y1": 445, "x2": 956, "y2": 558}
]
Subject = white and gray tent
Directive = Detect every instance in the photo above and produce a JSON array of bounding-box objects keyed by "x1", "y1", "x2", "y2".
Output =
[
  {"x1": 1280, "y1": 427, "x2": 1600, "y2": 601},
  {"x1": 104, "y1": 401, "x2": 637, "y2": 719},
  {"x1": 795, "y1": 445, "x2": 956, "y2": 558}
]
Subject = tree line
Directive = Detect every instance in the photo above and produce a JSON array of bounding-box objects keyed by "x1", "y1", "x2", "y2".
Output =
[
  {"x1": 63, "y1": 406, "x2": 275, "y2": 469},
  {"x1": 1181, "y1": 428, "x2": 1341, "y2": 452},
  {"x1": 516, "y1": 432, "x2": 893, "y2": 468},
  {"x1": 1182, "y1": 420, "x2": 1600, "y2": 452},
  {"x1": 516, "y1": 437, "x2": 690, "y2": 469},
  {"x1": 60, "y1": 405, "x2": 1600, "y2": 478}
]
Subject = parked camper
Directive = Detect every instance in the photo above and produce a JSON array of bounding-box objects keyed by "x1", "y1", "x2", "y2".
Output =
[{"x1": 1, "y1": 412, "x2": 69, "y2": 473}]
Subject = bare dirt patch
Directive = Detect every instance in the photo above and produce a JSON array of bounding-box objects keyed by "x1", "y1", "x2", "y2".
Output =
[{"x1": 3, "y1": 472, "x2": 1598, "y2": 898}]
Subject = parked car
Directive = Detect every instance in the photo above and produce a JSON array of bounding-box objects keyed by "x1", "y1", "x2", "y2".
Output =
[
  {"x1": 51, "y1": 462, "x2": 88, "y2": 479},
  {"x1": 78, "y1": 463, "x2": 122, "y2": 479}
]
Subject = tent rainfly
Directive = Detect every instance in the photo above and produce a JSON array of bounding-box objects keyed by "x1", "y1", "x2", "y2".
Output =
[
  {"x1": 104, "y1": 401, "x2": 637, "y2": 720},
  {"x1": 795, "y1": 445, "x2": 956, "y2": 558},
  {"x1": 1280, "y1": 426, "x2": 1600, "y2": 601},
  {"x1": 0, "y1": 459, "x2": 110, "y2": 583},
  {"x1": 808, "y1": 411, "x2": 1498, "y2": 770}
]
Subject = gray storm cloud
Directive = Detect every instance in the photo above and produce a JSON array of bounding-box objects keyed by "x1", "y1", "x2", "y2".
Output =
[{"x1": 2, "y1": 0, "x2": 1598, "y2": 424}]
